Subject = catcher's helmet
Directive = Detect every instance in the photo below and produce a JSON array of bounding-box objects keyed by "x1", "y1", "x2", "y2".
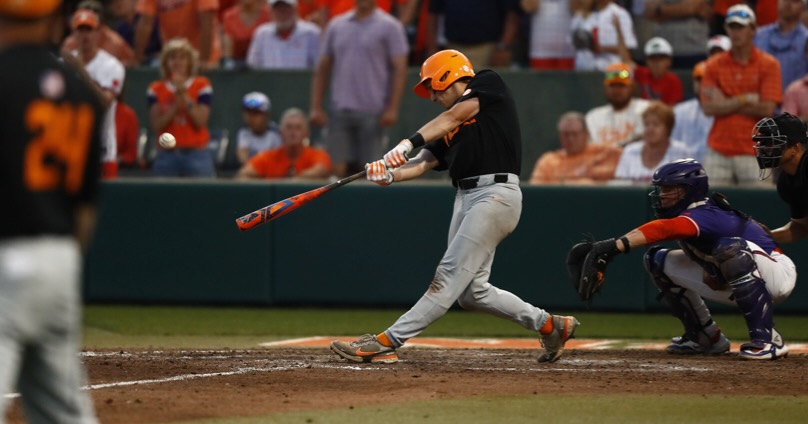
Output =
[
  {"x1": 752, "y1": 112, "x2": 808, "y2": 176},
  {"x1": 413, "y1": 49, "x2": 474, "y2": 98},
  {"x1": 0, "y1": 0, "x2": 60, "y2": 19},
  {"x1": 649, "y1": 159, "x2": 709, "y2": 219}
]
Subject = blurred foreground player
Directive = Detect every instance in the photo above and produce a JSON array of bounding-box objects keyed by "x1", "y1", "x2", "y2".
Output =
[{"x1": 0, "y1": 0, "x2": 103, "y2": 421}]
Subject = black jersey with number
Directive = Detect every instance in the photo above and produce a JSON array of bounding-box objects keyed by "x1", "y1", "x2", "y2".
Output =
[
  {"x1": 424, "y1": 70, "x2": 521, "y2": 182},
  {"x1": 0, "y1": 45, "x2": 104, "y2": 238},
  {"x1": 777, "y1": 151, "x2": 808, "y2": 220}
]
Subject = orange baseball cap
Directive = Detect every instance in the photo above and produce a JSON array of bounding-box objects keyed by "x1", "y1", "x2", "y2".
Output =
[
  {"x1": 71, "y1": 9, "x2": 99, "y2": 30},
  {"x1": 0, "y1": 0, "x2": 60, "y2": 19},
  {"x1": 604, "y1": 63, "x2": 632, "y2": 86},
  {"x1": 692, "y1": 61, "x2": 707, "y2": 79}
]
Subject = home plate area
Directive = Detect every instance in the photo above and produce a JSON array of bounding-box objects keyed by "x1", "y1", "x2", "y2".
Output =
[{"x1": 262, "y1": 336, "x2": 808, "y2": 353}]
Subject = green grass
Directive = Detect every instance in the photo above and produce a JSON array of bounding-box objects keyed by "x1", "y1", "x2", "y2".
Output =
[
  {"x1": 82, "y1": 305, "x2": 808, "y2": 349},
  {"x1": 173, "y1": 394, "x2": 808, "y2": 424}
]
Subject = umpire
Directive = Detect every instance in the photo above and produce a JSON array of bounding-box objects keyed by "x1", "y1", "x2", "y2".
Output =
[
  {"x1": 0, "y1": 0, "x2": 103, "y2": 422},
  {"x1": 753, "y1": 112, "x2": 808, "y2": 244}
]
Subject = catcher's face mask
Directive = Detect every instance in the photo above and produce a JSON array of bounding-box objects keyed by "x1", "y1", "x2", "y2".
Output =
[
  {"x1": 752, "y1": 117, "x2": 787, "y2": 180},
  {"x1": 649, "y1": 185, "x2": 687, "y2": 218}
]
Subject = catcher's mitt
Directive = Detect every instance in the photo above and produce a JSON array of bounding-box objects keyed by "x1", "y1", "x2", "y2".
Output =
[{"x1": 565, "y1": 238, "x2": 621, "y2": 302}]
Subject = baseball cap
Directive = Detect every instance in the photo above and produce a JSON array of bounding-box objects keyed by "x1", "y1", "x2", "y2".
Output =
[
  {"x1": 692, "y1": 61, "x2": 707, "y2": 79},
  {"x1": 644, "y1": 37, "x2": 673, "y2": 57},
  {"x1": 0, "y1": 0, "x2": 60, "y2": 19},
  {"x1": 706, "y1": 35, "x2": 731, "y2": 53},
  {"x1": 269, "y1": 0, "x2": 297, "y2": 5},
  {"x1": 604, "y1": 63, "x2": 632, "y2": 86},
  {"x1": 725, "y1": 4, "x2": 756, "y2": 27},
  {"x1": 242, "y1": 92, "x2": 271, "y2": 112},
  {"x1": 71, "y1": 9, "x2": 99, "y2": 30}
]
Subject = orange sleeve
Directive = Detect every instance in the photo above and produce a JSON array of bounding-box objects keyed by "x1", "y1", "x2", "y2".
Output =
[
  {"x1": 248, "y1": 151, "x2": 271, "y2": 177},
  {"x1": 136, "y1": 0, "x2": 156, "y2": 15},
  {"x1": 637, "y1": 217, "x2": 698, "y2": 244}
]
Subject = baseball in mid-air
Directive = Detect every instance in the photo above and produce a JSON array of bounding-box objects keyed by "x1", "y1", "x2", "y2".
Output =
[{"x1": 158, "y1": 132, "x2": 176, "y2": 149}]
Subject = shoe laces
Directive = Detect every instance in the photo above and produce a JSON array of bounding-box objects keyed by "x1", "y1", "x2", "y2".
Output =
[{"x1": 350, "y1": 334, "x2": 378, "y2": 348}]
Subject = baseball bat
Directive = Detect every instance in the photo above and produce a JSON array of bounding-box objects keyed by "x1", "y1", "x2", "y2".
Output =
[{"x1": 235, "y1": 170, "x2": 367, "y2": 232}]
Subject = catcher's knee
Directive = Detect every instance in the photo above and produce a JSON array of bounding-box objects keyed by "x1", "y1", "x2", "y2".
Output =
[
  {"x1": 643, "y1": 246, "x2": 673, "y2": 289},
  {"x1": 713, "y1": 237, "x2": 758, "y2": 285}
]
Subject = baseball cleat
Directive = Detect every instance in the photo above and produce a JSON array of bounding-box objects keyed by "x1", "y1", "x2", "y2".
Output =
[
  {"x1": 666, "y1": 332, "x2": 730, "y2": 355},
  {"x1": 739, "y1": 329, "x2": 789, "y2": 360},
  {"x1": 330, "y1": 334, "x2": 399, "y2": 364},
  {"x1": 538, "y1": 315, "x2": 579, "y2": 363}
]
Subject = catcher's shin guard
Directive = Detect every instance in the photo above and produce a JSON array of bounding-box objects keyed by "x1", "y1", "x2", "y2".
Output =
[
  {"x1": 644, "y1": 247, "x2": 719, "y2": 346},
  {"x1": 715, "y1": 238, "x2": 775, "y2": 343}
]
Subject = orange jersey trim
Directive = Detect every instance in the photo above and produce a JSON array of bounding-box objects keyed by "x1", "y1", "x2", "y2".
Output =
[{"x1": 637, "y1": 217, "x2": 698, "y2": 244}]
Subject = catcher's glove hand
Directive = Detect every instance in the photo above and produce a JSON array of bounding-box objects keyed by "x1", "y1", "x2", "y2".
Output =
[{"x1": 566, "y1": 238, "x2": 621, "y2": 302}]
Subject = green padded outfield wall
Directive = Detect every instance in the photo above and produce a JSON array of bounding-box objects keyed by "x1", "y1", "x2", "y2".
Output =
[
  {"x1": 122, "y1": 68, "x2": 695, "y2": 181},
  {"x1": 85, "y1": 181, "x2": 806, "y2": 312}
]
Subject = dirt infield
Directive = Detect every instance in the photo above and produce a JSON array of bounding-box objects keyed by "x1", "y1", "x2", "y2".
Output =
[{"x1": 6, "y1": 339, "x2": 808, "y2": 423}]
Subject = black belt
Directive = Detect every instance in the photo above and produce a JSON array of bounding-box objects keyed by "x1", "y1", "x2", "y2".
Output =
[{"x1": 455, "y1": 174, "x2": 509, "y2": 190}]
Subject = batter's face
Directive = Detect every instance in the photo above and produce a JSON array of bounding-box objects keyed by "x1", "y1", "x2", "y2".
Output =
[{"x1": 427, "y1": 82, "x2": 464, "y2": 109}]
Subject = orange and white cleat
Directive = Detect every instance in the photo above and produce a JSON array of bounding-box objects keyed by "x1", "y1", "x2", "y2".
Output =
[{"x1": 330, "y1": 334, "x2": 399, "y2": 364}]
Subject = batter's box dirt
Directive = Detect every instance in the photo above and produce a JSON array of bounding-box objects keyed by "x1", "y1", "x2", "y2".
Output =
[{"x1": 5, "y1": 347, "x2": 808, "y2": 424}]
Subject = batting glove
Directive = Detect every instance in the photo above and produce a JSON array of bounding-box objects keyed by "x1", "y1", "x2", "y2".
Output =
[
  {"x1": 383, "y1": 140, "x2": 413, "y2": 169},
  {"x1": 366, "y1": 160, "x2": 394, "y2": 186}
]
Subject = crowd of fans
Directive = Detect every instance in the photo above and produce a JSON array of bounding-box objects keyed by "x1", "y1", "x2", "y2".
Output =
[{"x1": 59, "y1": 0, "x2": 808, "y2": 186}]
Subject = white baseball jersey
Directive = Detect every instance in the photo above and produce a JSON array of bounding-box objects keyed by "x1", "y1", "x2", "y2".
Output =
[
  {"x1": 614, "y1": 139, "x2": 695, "y2": 183},
  {"x1": 529, "y1": 0, "x2": 574, "y2": 60},
  {"x1": 81, "y1": 49, "x2": 125, "y2": 163},
  {"x1": 585, "y1": 98, "x2": 651, "y2": 147},
  {"x1": 246, "y1": 21, "x2": 321, "y2": 70}
]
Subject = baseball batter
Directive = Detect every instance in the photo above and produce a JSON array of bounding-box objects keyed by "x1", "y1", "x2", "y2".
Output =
[
  {"x1": 330, "y1": 50, "x2": 579, "y2": 364},
  {"x1": 0, "y1": 0, "x2": 103, "y2": 421}
]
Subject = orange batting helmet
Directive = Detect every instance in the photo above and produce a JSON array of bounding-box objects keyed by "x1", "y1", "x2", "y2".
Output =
[
  {"x1": 413, "y1": 49, "x2": 475, "y2": 98},
  {"x1": 0, "y1": 0, "x2": 60, "y2": 19}
]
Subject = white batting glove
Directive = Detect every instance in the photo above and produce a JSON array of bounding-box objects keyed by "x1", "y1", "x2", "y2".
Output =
[
  {"x1": 383, "y1": 140, "x2": 413, "y2": 169},
  {"x1": 365, "y1": 160, "x2": 394, "y2": 186}
]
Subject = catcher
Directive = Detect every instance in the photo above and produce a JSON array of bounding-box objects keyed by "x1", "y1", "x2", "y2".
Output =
[{"x1": 567, "y1": 159, "x2": 796, "y2": 359}]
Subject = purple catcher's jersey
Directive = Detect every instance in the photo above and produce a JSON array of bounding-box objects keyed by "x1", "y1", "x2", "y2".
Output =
[{"x1": 677, "y1": 199, "x2": 779, "y2": 265}]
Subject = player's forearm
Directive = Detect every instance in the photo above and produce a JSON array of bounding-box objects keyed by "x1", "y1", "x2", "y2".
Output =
[
  {"x1": 617, "y1": 229, "x2": 648, "y2": 252},
  {"x1": 386, "y1": 57, "x2": 408, "y2": 113},
  {"x1": 309, "y1": 58, "x2": 331, "y2": 110},
  {"x1": 133, "y1": 14, "x2": 155, "y2": 64},
  {"x1": 391, "y1": 149, "x2": 437, "y2": 182},
  {"x1": 198, "y1": 11, "x2": 215, "y2": 64},
  {"x1": 417, "y1": 98, "x2": 480, "y2": 142},
  {"x1": 771, "y1": 220, "x2": 808, "y2": 244},
  {"x1": 74, "y1": 204, "x2": 97, "y2": 252}
]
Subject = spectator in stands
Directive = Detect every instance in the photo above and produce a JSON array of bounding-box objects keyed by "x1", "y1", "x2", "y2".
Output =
[
  {"x1": 310, "y1": 0, "x2": 409, "y2": 28},
  {"x1": 572, "y1": 0, "x2": 638, "y2": 70},
  {"x1": 530, "y1": 111, "x2": 622, "y2": 184},
  {"x1": 116, "y1": 90, "x2": 141, "y2": 170},
  {"x1": 782, "y1": 42, "x2": 808, "y2": 121},
  {"x1": 237, "y1": 108, "x2": 332, "y2": 179},
  {"x1": 147, "y1": 38, "x2": 216, "y2": 177},
  {"x1": 711, "y1": 0, "x2": 778, "y2": 36},
  {"x1": 109, "y1": 0, "x2": 161, "y2": 65},
  {"x1": 707, "y1": 34, "x2": 731, "y2": 56},
  {"x1": 426, "y1": 0, "x2": 521, "y2": 69},
  {"x1": 613, "y1": 101, "x2": 695, "y2": 184},
  {"x1": 309, "y1": 0, "x2": 408, "y2": 177},
  {"x1": 247, "y1": 0, "x2": 322, "y2": 70},
  {"x1": 701, "y1": 4, "x2": 781, "y2": 186},
  {"x1": 221, "y1": 0, "x2": 272, "y2": 69},
  {"x1": 237, "y1": 92, "x2": 282, "y2": 164},
  {"x1": 523, "y1": 0, "x2": 575, "y2": 70},
  {"x1": 754, "y1": 0, "x2": 808, "y2": 92},
  {"x1": 134, "y1": 0, "x2": 221, "y2": 69},
  {"x1": 586, "y1": 63, "x2": 651, "y2": 147},
  {"x1": 62, "y1": 0, "x2": 136, "y2": 66},
  {"x1": 64, "y1": 8, "x2": 126, "y2": 179},
  {"x1": 643, "y1": 0, "x2": 711, "y2": 68},
  {"x1": 634, "y1": 37, "x2": 684, "y2": 106},
  {"x1": 671, "y1": 61, "x2": 712, "y2": 163}
]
